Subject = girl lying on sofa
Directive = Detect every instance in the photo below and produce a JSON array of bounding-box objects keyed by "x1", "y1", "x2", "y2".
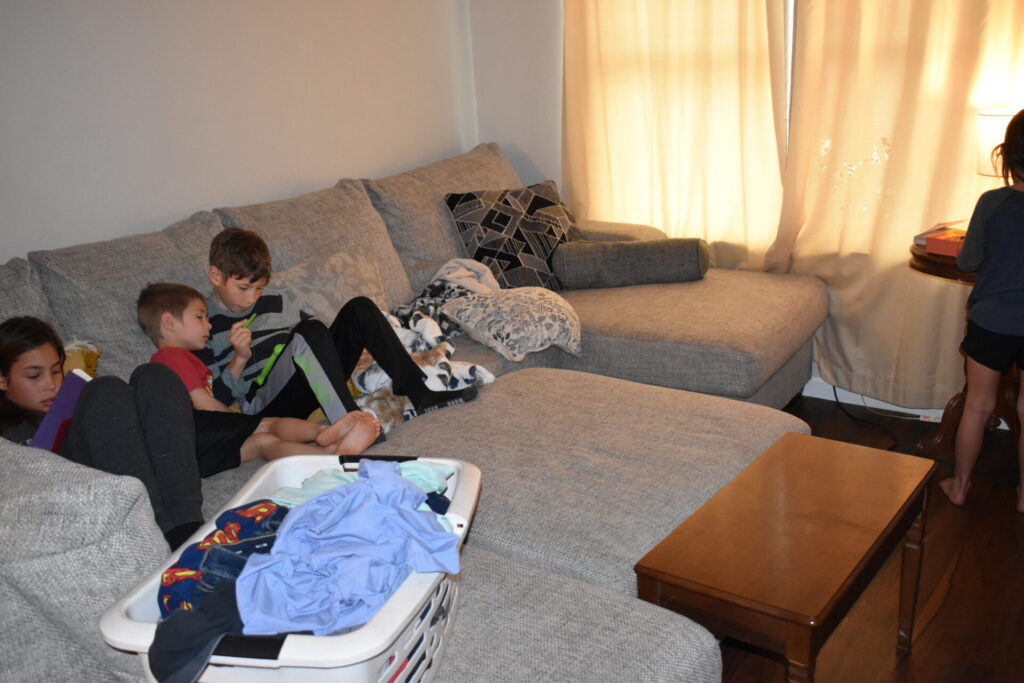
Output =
[{"x1": 0, "y1": 316, "x2": 378, "y2": 549}]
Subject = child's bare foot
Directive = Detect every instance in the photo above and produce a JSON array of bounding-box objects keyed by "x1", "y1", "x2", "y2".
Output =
[
  {"x1": 332, "y1": 412, "x2": 381, "y2": 456},
  {"x1": 939, "y1": 477, "x2": 971, "y2": 506},
  {"x1": 315, "y1": 412, "x2": 365, "y2": 448}
]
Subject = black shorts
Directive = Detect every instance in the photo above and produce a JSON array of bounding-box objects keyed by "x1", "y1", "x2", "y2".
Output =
[
  {"x1": 193, "y1": 410, "x2": 263, "y2": 478},
  {"x1": 961, "y1": 319, "x2": 1024, "y2": 373}
]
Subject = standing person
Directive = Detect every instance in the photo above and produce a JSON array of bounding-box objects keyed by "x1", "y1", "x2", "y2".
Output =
[
  {"x1": 0, "y1": 316, "x2": 205, "y2": 548},
  {"x1": 195, "y1": 228, "x2": 478, "y2": 423},
  {"x1": 940, "y1": 108, "x2": 1024, "y2": 513}
]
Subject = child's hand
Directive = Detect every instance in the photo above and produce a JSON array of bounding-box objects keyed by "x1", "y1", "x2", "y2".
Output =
[{"x1": 228, "y1": 318, "x2": 253, "y2": 360}]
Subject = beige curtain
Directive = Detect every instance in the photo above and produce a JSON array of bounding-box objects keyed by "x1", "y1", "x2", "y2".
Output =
[
  {"x1": 766, "y1": 0, "x2": 1024, "y2": 408},
  {"x1": 563, "y1": 0, "x2": 786, "y2": 270},
  {"x1": 565, "y1": 0, "x2": 1024, "y2": 409}
]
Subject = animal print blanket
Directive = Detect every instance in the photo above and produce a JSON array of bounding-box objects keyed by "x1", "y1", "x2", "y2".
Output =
[{"x1": 352, "y1": 259, "x2": 498, "y2": 429}]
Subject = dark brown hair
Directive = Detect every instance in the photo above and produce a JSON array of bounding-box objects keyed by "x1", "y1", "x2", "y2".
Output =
[
  {"x1": 994, "y1": 108, "x2": 1024, "y2": 186},
  {"x1": 0, "y1": 316, "x2": 66, "y2": 430},
  {"x1": 136, "y1": 282, "x2": 204, "y2": 345},
  {"x1": 209, "y1": 227, "x2": 272, "y2": 283}
]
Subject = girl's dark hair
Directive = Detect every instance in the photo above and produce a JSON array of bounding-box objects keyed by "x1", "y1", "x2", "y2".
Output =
[
  {"x1": 0, "y1": 316, "x2": 65, "y2": 433},
  {"x1": 994, "y1": 108, "x2": 1024, "y2": 186}
]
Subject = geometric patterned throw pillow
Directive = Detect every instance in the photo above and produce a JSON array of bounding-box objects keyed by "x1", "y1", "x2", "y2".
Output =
[{"x1": 445, "y1": 180, "x2": 581, "y2": 290}]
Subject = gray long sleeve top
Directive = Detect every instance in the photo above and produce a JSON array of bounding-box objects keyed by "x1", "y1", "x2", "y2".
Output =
[
  {"x1": 957, "y1": 186, "x2": 1024, "y2": 335},
  {"x1": 194, "y1": 293, "x2": 312, "y2": 406}
]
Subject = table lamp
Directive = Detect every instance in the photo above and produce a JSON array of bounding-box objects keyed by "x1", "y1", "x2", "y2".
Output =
[{"x1": 977, "y1": 108, "x2": 1014, "y2": 177}]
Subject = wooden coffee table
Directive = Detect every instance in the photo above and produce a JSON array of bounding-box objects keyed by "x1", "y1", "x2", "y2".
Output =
[{"x1": 635, "y1": 432, "x2": 935, "y2": 682}]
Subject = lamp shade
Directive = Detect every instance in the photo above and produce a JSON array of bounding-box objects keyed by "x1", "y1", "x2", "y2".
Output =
[{"x1": 977, "y1": 109, "x2": 1013, "y2": 176}]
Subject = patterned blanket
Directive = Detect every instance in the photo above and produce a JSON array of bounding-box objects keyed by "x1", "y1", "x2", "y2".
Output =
[{"x1": 352, "y1": 259, "x2": 498, "y2": 429}]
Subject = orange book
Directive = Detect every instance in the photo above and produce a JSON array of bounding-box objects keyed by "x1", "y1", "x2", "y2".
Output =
[{"x1": 925, "y1": 228, "x2": 966, "y2": 257}]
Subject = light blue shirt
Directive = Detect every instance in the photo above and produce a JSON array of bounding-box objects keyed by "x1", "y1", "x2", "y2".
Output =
[{"x1": 236, "y1": 459, "x2": 460, "y2": 636}]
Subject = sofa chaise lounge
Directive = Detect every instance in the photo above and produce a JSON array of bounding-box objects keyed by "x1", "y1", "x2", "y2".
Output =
[{"x1": 0, "y1": 143, "x2": 826, "y2": 681}]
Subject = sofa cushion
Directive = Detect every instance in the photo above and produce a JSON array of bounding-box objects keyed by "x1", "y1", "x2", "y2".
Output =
[
  {"x1": 557, "y1": 269, "x2": 828, "y2": 399},
  {"x1": 576, "y1": 218, "x2": 670, "y2": 241},
  {"x1": 215, "y1": 183, "x2": 413, "y2": 309},
  {"x1": 0, "y1": 440, "x2": 166, "y2": 681},
  {"x1": 439, "y1": 546, "x2": 721, "y2": 682},
  {"x1": 270, "y1": 250, "x2": 388, "y2": 323},
  {"x1": 441, "y1": 287, "x2": 582, "y2": 362},
  {"x1": 371, "y1": 367, "x2": 810, "y2": 596},
  {"x1": 440, "y1": 337, "x2": 564, "y2": 379},
  {"x1": 161, "y1": 210, "x2": 227, "y2": 264},
  {"x1": 29, "y1": 232, "x2": 211, "y2": 379},
  {"x1": 361, "y1": 143, "x2": 523, "y2": 293},
  {"x1": 552, "y1": 238, "x2": 710, "y2": 289},
  {"x1": 0, "y1": 257, "x2": 59, "y2": 332},
  {"x1": 444, "y1": 180, "x2": 580, "y2": 289}
]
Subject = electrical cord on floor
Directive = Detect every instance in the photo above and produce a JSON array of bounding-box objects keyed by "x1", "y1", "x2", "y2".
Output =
[
  {"x1": 833, "y1": 386, "x2": 900, "y2": 451},
  {"x1": 861, "y1": 401, "x2": 926, "y2": 421}
]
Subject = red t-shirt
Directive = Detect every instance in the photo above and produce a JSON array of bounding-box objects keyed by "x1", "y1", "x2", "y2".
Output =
[{"x1": 151, "y1": 347, "x2": 213, "y2": 394}]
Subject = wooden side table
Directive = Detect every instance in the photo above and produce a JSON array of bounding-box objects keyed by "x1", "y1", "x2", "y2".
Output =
[
  {"x1": 635, "y1": 433, "x2": 935, "y2": 682},
  {"x1": 908, "y1": 243, "x2": 974, "y2": 284},
  {"x1": 907, "y1": 245, "x2": 1021, "y2": 458}
]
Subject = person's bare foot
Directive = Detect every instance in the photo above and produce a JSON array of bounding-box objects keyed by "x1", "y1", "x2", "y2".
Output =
[
  {"x1": 332, "y1": 412, "x2": 381, "y2": 456},
  {"x1": 939, "y1": 477, "x2": 971, "y2": 506},
  {"x1": 315, "y1": 412, "x2": 364, "y2": 448}
]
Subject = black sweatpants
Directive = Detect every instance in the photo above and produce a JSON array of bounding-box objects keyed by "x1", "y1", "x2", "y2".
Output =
[
  {"x1": 62, "y1": 363, "x2": 204, "y2": 533},
  {"x1": 251, "y1": 296, "x2": 429, "y2": 421}
]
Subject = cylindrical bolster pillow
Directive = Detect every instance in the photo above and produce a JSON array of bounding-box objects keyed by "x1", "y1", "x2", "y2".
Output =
[{"x1": 552, "y1": 238, "x2": 710, "y2": 289}]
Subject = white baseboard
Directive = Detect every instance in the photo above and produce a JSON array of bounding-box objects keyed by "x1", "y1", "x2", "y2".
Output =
[{"x1": 800, "y1": 371, "x2": 945, "y2": 423}]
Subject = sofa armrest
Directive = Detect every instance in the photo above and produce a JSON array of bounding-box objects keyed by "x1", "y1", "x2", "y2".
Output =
[{"x1": 577, "y1": 219, "x2": 668, "y2": 242}]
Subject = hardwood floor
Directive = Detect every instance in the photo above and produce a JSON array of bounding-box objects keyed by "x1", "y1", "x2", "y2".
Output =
[{"x1": 719, "y1": 395, "x2": 1024, "y2": 683}]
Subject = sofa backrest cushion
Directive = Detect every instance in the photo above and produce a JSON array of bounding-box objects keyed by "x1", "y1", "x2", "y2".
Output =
[
  {"x1": 269, "y1": 249, "x2": 389, "y2": 323},
  {"x1": 360, "y1": 143, "x2": 523, "y2": 293},
  {"x1": 0, "y1": 257, "x2": 60, "y2": 333},
  {"x1": 28, "y1": 212, "x2": 224, "y2": 379},
  {"x1": 214, "y1": 183, "x2": 413, "y2": 309}
]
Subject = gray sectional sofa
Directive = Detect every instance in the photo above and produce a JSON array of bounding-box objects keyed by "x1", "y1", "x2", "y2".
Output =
[{"x1": 0, "y1": 143, "x2": 826, "y2": 681}]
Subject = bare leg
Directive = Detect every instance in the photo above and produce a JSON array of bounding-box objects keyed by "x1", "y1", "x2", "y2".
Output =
[
  {"x1": 256, "y1": 416, "x2": 327, "y2": 444},
  {"x1": 239, "y1": 432, "x2": 332, "y2": 462},
  {"x1": 941, "y1": 357, "x2": 1000, "y2": 505},
  {"x1": 240, "y1": 413, "x2": 381, "y2": 462}
]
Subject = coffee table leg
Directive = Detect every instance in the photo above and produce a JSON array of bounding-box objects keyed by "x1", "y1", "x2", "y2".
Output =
[
  {"x1": 897, "y1": 492, "x2": 928, "y2": 658},
  {"x1": 785, "y1": 624, "x2": 815, "y2": 682}
]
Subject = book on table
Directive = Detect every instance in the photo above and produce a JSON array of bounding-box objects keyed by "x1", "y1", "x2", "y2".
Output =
[
  {"x1": 29, "y1": 368, "x2": 91, "y2": 453},
  {"x1": 914, "y1": 220, "x2": 966, "y2": 257}
]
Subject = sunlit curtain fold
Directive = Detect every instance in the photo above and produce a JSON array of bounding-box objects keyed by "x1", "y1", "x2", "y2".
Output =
[
  {"x1": 563, "y1": 0, "x2": 785, "y2": 270},
  {"x1": 766, "y1": 0, "x2": 1024, "y2": 408}
]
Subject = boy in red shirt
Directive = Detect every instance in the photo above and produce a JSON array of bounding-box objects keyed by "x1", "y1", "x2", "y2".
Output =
[{"x1": 137, "y1": 282, "x2": 380, "y2": 462}]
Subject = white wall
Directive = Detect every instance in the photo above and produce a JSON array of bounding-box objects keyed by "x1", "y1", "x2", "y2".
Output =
[
  {"x1": 1, "y1": 0, "x2": 479, "y2": 258},
  {"x1": 467, "y1": 0, "x2": 563, "y2": 186}
]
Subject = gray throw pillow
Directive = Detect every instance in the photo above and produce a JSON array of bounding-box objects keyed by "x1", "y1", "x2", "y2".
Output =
[
  {"x1": 269, "y1": 250, "x2": 389, "y2": 323},
  {"x1": 552, "y1": 238, "x2": 710, "y2": 289},
  {"x1": 441, "y1": 287, "x2": 582, "y2": 362}
]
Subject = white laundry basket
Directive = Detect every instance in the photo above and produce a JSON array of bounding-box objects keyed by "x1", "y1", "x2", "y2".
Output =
[{"x1": 100, "y1": 455, "x2": 481, "y2": 682}]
